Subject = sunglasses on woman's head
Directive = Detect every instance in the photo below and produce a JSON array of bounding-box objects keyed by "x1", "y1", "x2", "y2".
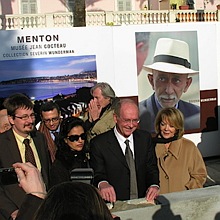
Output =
[{"x1": 67, "y1": 133, "x2": 87, "y2": 142}]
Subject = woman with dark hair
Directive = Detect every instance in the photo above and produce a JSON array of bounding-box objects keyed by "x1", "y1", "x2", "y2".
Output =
[
  {"x1": 154, "y1": 107, "x2": 207, "y2": 194},
  {"x1": 49, "y1": 116, "x2": 89, "y2": 187},
  {"x1": 34, "y1": 182, "x2": 114, "y2": 220},
  {"x1": 13, "y1": 163, "x2": 120, "y2": 220}
]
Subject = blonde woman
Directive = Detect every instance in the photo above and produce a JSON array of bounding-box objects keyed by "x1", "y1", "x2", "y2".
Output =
[{"x1": 154, "y1": 107, "x2": 207, "y2": 194}]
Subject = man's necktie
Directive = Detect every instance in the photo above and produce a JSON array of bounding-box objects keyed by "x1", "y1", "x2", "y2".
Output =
[
  {"x1": 124, "y1": 139, "x2": 138, "y2": 199},
  {"x1": 52, "y1": 131, "x2": 59, "y2": 146},
  {"x1": 23, "y1": 139, "x2": 37, "y2": 167}
]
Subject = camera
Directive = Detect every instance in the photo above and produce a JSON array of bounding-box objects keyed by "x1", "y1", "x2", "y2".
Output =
[
  {"x1": 0, "y1": 167, "x2": 18, "y2": 185},
  {"x1": 70, "y1": 168, "x2": 94, "y2": 185}
]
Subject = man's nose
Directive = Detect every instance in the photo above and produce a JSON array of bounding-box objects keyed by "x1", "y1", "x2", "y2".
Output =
[
  {"x1": 165, "y1": 82, "x2": 175, "y2": 94},
  {"x1": 128, "y1": 121, "x2": 136, "y2": 128},
  {"x1": 49, "y1": 120, "x2": 54, "y2": 125}
]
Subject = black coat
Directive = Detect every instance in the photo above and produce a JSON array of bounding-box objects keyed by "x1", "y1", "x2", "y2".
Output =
[
  {"x1": 49, "y1": 149, "x2": 89, "y2": 188},
  {"x1": 90, "y1": 129, "x2": 159, "y2": 201},
  {"x1": 0, "y1": 129, "x2": 50, "y2": 219}
]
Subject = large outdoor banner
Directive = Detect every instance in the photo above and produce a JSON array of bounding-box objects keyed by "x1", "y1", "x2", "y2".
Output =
[
  {"x1": 0, "y1": 23, "x2": 219, "y2": 156},
  {"x1": 113, "y1": 23, "x2": 218, "y2": 135},
  {"x1": 0, "y1": 27, "x2": 115, "y2": 100}
]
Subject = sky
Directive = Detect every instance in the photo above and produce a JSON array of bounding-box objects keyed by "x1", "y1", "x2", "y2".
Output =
[{"x1": 0, "y1": 55, "x2": 96, "y2": 82}]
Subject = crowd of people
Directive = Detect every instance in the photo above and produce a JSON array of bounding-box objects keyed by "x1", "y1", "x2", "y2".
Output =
[{"x1": 0, "y1": 80, "x2": 207, "y2": 220}]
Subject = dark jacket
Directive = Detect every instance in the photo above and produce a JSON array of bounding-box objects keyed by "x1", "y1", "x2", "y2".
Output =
[
  {"x1": 90, "y1": 129, "x2": 159, "y2": 201},
  {"x1": 50, "y1": 149, "x2": 89, "y2": 188},
  {"x1": 139, "y1": 93, "x2": 200, "y2": 133},
  {"x1": 15, "y1": 194, "x2": 43, "y2": 220},
  {"x1": 0, "y1": 129, "x2": 50, "y2": 220}
]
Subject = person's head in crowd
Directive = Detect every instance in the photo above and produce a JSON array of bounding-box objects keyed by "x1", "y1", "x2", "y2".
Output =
[
  {"x1": 40, "y1": 101, "x2": 61, "y2": 132},
  {"x1": 59, "y1": 116, "x2": 88, "y2": 153},
  {"x1": 3, "y1": 93, "x2": 35, "y2": 137},
  {"x1": 136, "y1": 32, "x2": 150, "y2": 75},
  {"x1": 113, "y1": 99, "x2": 139, "y2": 138},
  {"x1": 0, "y1": 106, "x2": 11, "y2": 133},
  {"x1": 34, "y1": 182, "x2": 114, "y2": 220},
  {"x1": 155, "y1": 107, "x2": 184, "y2": 140},
  {"x1": 144, "y1": 38, "x2": 198, "y2": 108},
  {"x1": 90, "y1": 82, "x2": 117, "y2": 109}
]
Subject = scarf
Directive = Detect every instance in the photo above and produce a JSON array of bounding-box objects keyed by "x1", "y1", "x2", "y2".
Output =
[
  {"x1": 38, "y1": 122, "x2": 57, "y2": 162},
  {"x1": 152, "y1": 133, "x2": 178, "y2": 144}
]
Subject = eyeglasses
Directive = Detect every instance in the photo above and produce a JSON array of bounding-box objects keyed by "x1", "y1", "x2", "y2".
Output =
[
  {"x1": 43, "y1": 117, "x2": 60, "y2": 124},
  {"x1": 118, "y1": 117, "x2": 140, "y2": 124},
  {"x1": 14, "y1": 113, "x2": 36, "y2": 121},
  {"x1": 67, "y1": 133, "x2": 87, "y2": 142}
]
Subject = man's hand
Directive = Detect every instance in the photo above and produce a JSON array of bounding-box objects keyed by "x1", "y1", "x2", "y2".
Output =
[
  {"x1": 13, "y1": 162, "x2": 46, "y2": 199},
  {"x1": 88, "y1": 99, "x2": 102, "y2": 122},
  {"x1": 11, "y1": 209, "x2": 19, "y2": 220},
  {"x1": 99, "y1": 182, "x2": 116, "y2": 203},
  {"x1": 145, "y1": 185, "x2": 159, "y2": 203}
]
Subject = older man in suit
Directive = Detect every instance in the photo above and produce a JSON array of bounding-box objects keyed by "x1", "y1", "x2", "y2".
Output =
[
  {"x1": 139, "y1": 38, "x2": 200, "y2": 133},
  {"x1": 0, "y1": 93, "x2": 51, "y2": 220},
  {"x1": 90, "y1": 99, "x2": 159, "y2": 202}
]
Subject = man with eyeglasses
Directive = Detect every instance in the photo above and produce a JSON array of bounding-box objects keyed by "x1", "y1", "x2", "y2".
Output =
[
  {"x1": 0, "y1": 93, "x2": 50, "y2": 220},
  {"x1": 37, "y1": 101, "x2": 62, "y2": 162},
  {"x1": 90, "y1": 99, "x2": 159, "y2": 203}
]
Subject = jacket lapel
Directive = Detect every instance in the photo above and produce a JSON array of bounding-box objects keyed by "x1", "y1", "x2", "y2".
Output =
[
  {"x1": 31, "y1": 131, "x2": 44, "y2": 165},
  {"x1": 6, "y1": 129, "x2": 23, "y2": 162},
  {"x1": 106, "y1": 130, "x2": 128, "y2": 168},
  {"x1": 133, "y1": 131, "x2": 142, "y2": 171}
]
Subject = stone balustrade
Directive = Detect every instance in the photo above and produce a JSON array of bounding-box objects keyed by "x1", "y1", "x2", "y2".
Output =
[
  {"x1": 112, "y1": 185, "x2": 220, "y2": 220},
  {"x1": 0, "y1": 9, "x2": 219, "y2": 30}
]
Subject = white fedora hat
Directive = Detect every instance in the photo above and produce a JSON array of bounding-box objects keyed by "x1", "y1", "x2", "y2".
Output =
[{"x1": 143, "y1": 38, "x2": 198, "y2": 74}]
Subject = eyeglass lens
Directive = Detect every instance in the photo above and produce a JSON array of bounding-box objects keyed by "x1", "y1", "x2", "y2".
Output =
[{"x1": 44, "y1": 117, "x2": 59, "y2": 123}]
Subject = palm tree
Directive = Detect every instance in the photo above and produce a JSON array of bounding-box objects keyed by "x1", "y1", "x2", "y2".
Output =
[
  {"x1": 69, "y1": 0, "x2": 86, "y2": 26},
  {"x1": 60, "y1": 0, "x2": 86, "y2": 26}
]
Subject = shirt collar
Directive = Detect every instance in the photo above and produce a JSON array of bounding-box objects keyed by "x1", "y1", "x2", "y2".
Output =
[
  {"x1": 113, "y1": 126, "x2": 133, "y2": 143},
  {"x1": 50, "y1": 125, "x2": 60, "y2": 134},
  {"x1": 12, "y1": 129, "x2": 31, "y2": 143}
]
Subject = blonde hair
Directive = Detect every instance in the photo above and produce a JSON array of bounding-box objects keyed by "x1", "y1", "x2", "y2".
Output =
[{"x1": 155, "y1": 107, "x2": 184, "y2": 138}]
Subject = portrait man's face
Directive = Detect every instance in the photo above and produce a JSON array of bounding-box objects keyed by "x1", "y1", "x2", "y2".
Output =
[{"x1": 148, "y1": 70, "x2": 192, "y2": 108}]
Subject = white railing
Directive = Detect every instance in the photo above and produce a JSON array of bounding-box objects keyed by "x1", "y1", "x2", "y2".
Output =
[
  {"x1": 0, "y1": 13, "x2": 73, "y2": 30},
  {"x1": 0, "y1": 10, "x2": 219, "y2": 30}
]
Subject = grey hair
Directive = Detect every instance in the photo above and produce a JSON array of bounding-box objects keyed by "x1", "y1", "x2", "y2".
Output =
[{"x1": 90, "y1": 82, "x2": 116, "y2": 102}]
